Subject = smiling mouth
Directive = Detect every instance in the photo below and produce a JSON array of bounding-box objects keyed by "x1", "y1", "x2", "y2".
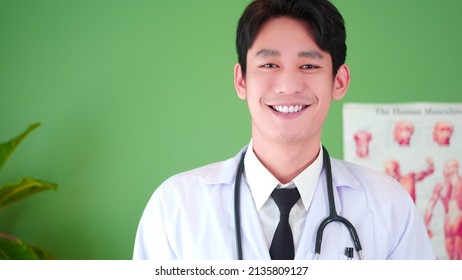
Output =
[{"x1": 271, "y1": 105, "x2": 308, "y2": 114}]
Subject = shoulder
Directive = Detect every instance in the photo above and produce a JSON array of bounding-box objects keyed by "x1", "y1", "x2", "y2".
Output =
[
  {"x1": 331, "y1": 159, "x2": 434, "y2": 259},
  {"x1": 331, "y1": 158, "x2": 410, "y2": 202},
  {"x1": 153, "y1": 148, "x2": 245, "y2": 199},
  {"x1": 332, "y1": 158, "x2": 398, "y2": 186}
]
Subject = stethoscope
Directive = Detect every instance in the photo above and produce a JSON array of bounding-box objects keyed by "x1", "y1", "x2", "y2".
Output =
[{"x1": 233, "y1": 146, "x2": 364, "y2": 260}]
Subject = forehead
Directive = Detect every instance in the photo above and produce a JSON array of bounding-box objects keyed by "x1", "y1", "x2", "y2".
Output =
[{"x1": 249, "y1": 16, "x2": 321, "y2": 53}]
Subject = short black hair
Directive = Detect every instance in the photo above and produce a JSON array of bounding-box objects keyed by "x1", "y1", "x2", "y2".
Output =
[{"x1": 236, "y1": 0, "x2": 346, "y2": 77}]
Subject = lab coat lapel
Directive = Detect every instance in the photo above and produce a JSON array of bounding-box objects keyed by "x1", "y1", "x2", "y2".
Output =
[
  {"x1": 296, "y1": 167, "x2": 343, "y2": 259},
  {"x1": 218, "y1": 147, "x2": 269, "y2": 260},
  {"x1": 296, "y1": 171, "x2": 328, "y2": 259},
  {"x1": 235, "y1": 179, "x2": 271, "y2": 260}
]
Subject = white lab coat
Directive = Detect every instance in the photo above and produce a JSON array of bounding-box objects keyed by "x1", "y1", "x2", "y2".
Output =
[{"x1": 133, "y1": 147, "x2": 435, "y2": 260}]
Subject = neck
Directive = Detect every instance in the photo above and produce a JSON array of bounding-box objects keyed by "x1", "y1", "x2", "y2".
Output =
[{"x1": 252, "y1": 138, "x2": 320, "y2": 184}]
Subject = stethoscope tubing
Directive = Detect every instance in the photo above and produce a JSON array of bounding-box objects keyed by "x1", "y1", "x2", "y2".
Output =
[
  {"x1": 234, "y1": 152, "x2": 246, "y2": 260},
  {"x1": 234, "y1": 146, "x2": 363, "y2": 260},
  {"x1": 314, "y1": 147, "x2": 363, "y2": 259}
]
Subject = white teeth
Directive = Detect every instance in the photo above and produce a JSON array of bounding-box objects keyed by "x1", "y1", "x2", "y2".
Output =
[{"x1": 272, "y1": 105, "x2": 305, "y2": 113}]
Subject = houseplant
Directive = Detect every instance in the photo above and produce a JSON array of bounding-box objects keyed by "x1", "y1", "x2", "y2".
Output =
[{"x1": 0, "y1": 123, "x2": 58, "y2": 259}]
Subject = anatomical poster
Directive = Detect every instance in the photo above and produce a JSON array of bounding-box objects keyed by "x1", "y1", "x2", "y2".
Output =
[{"x1": 343, "y1": 102, "x2": 462, "y2": 259}]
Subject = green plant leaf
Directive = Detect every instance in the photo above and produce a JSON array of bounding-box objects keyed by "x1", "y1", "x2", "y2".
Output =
[
  {"x1": 0, "y1": 123, "x2": 58, "y2": 259},
  {"x1": 0, "y1": 235, "x2": 40, "y2": 260},
  {"x1": 0, "y1": 177, "x2": 58, "y2": 210},
  {"x1": 30, "y1": 245, "x2": 57, "y2": 260},
  {"x1": 0, "y1": 122, "x2": 41, "y2": 172}
]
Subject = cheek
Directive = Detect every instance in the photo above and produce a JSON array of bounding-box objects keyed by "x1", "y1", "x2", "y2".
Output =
[
  {"x1": 245, "y1": 75, "x2": 273, "y2": 99},
  {"x1": 315, "y1": 77, "x2": 336, "y2": 96}
]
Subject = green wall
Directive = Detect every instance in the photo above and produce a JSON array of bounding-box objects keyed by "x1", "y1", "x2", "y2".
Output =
[{"x1": 1, "y1": 0, "x2": 461, "y2": 259}]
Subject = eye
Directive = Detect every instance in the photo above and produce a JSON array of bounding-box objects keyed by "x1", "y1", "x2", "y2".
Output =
[
  {"x1": 300, "y1": 64, "x2": 319, "y2": 70},
  {"x1": 260, "y1": 63, "x2": 278, "y2": 69}
]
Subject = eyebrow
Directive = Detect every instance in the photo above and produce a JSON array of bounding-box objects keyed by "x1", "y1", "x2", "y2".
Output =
[
  {"x1": 256, "y1": 49, "x2": 281, "y2": 57},
  {"x1": 255, "y1": 49, "x2": 324, "y2": 59},
  {"x1": 298, "y1": 50, "x2": 324, "y2": 59}
]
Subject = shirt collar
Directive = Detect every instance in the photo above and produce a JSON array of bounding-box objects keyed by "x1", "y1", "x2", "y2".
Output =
[{"x1": 244, "y1": 140, "x2": 324, "y2": 211}]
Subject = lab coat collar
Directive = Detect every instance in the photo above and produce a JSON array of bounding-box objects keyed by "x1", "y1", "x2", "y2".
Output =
[
  {"x1": 322, "y1": 157, "x2": 366, "y2": 216},
  {"x1": 199, "y1": 145, "x2": 364, "y2": 193},
  {"x1": 330, "y1": 158, "x2": 364, "y2": 191},
  {"x1": 200, "y1": 146, "x2": 248, "y2": 186}
]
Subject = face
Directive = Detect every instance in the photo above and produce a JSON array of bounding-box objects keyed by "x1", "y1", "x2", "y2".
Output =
[{"x1": 234, "y1": 17, "x2": 350, "y2": 147}]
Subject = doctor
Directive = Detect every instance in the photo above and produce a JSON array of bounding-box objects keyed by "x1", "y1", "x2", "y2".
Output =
[{"x1": 133, "y1": 0, "x2": 434, "y2": 260}]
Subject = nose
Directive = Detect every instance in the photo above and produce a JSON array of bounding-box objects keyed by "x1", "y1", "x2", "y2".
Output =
[{"x1": 273, "y1": 69, "x2": 305, "y2": 95}]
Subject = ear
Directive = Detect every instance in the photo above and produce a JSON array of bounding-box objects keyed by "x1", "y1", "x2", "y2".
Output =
[
  {"x1": 332, "y1": 64, "x2": 350, "y2": 100},
  {"x1": 234, "y1": 63, "x2": 246, "y2": 100}
]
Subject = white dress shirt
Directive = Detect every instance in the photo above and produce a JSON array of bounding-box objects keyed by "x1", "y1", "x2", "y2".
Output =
[{"x1": 243, "y1": 140, "x2": 323, "y2": 251}]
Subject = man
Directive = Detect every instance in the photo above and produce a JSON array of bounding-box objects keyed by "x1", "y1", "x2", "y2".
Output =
[
  {"x1": 425, "y1": 158, "x2": 462, "y2": 259},
  {"x1": 133, "y1": 0, "x2": 434, "y2": 260}
]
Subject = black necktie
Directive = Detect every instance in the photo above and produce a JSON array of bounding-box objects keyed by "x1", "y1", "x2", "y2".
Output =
[{"x1": 270, "y1": 187, "x2": 300, "y2": 260}]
